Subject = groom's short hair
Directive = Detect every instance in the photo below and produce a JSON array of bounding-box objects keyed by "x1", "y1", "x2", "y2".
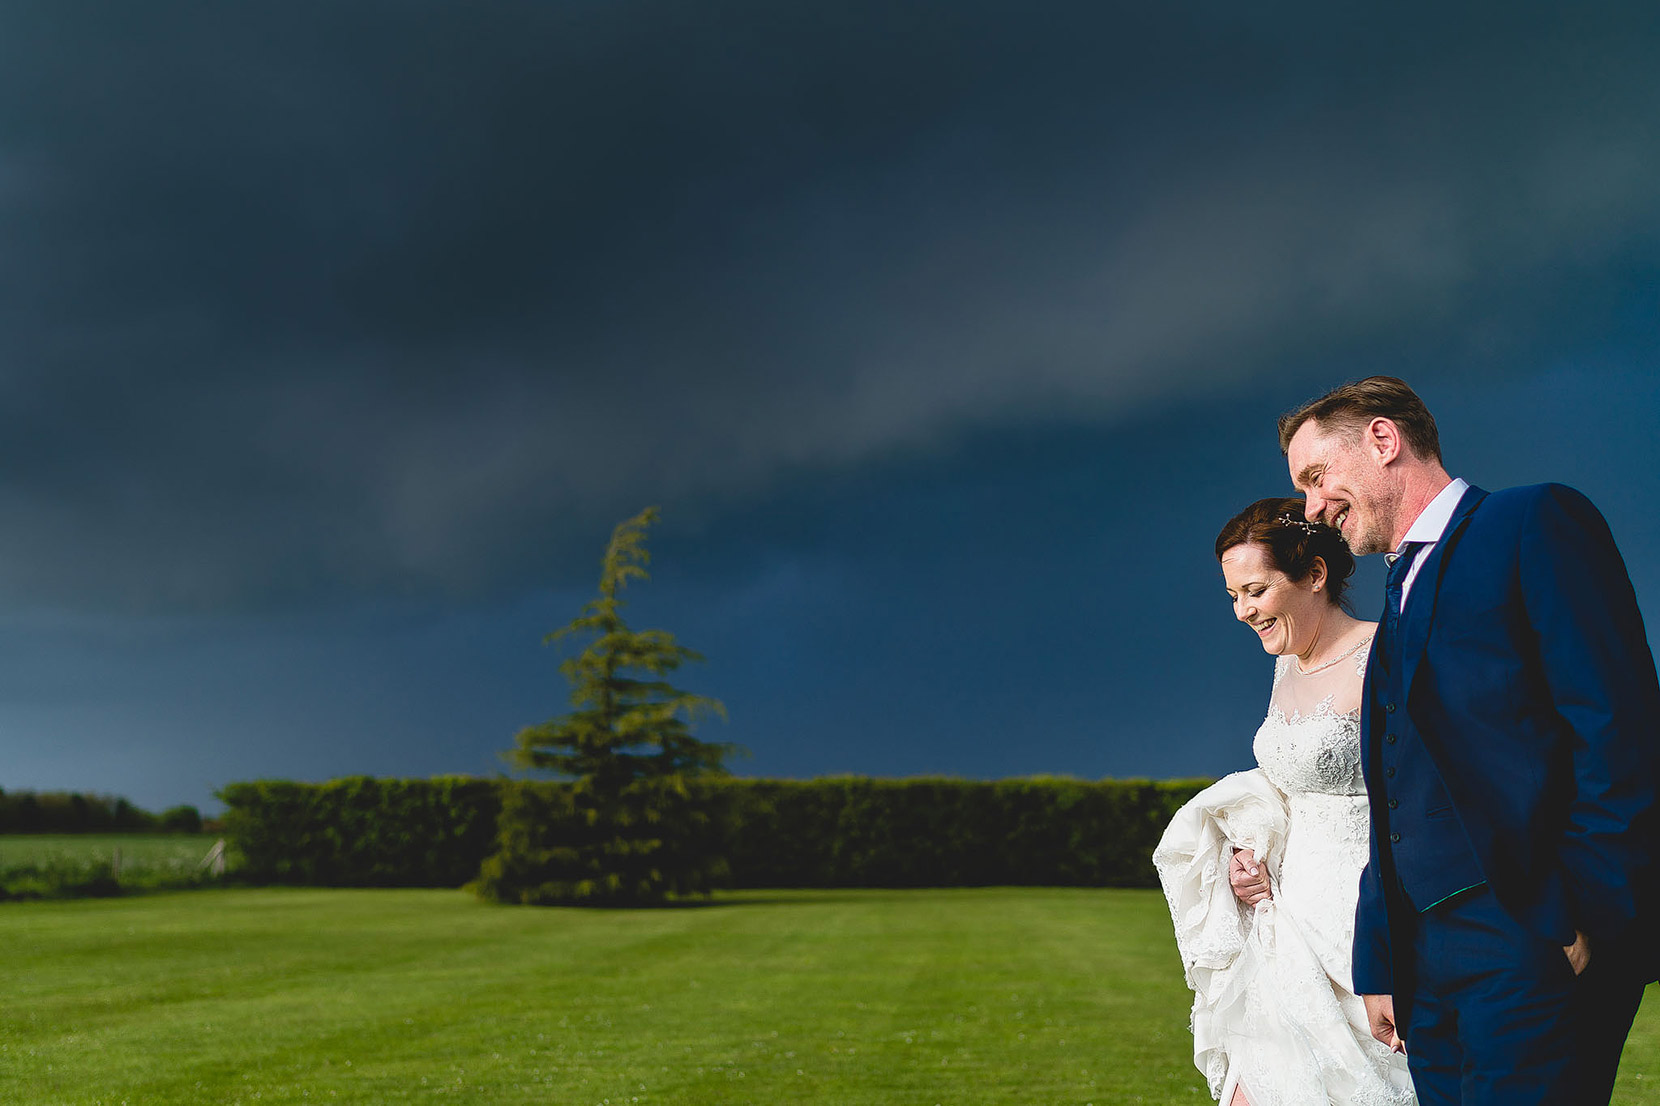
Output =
[{"x1": 1278, "y1": 376, "x2": 1443, "y2": 462}]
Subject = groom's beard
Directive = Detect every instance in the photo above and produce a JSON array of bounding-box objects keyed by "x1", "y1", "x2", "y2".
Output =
[
  {"x1": 1338, "y1": 481, "x2": 1405, "y2": 558},
  {"x1": 1347, "y1": 522, "x2": 1391, "y2": 557},
  {"x1": 1315, "y1": 504, "x2": 1388, "y2": 557}
]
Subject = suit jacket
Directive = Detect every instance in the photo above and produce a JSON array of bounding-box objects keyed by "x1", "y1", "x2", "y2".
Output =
[{"x1": 1352, "y1": 483, "x2": 1660, "y2": 996}]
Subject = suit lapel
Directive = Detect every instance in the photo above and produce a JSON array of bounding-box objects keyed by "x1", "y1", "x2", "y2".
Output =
[{"x1": 1399, "y1": 484, "x2": 1488, "y2": 698}]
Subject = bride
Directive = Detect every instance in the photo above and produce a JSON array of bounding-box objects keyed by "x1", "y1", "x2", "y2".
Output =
[{"x1": 1155, "y1": 498, "x2": 1416, "y2": 1105}]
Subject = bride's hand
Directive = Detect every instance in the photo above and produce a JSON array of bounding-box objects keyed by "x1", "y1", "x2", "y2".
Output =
[{"x1": 1228, "y1": 847, "x2": 1272, "y2": 906}]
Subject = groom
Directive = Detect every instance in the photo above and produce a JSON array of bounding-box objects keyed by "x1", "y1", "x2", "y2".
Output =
[{"x1": 1280, "y1": 377, "x2": 1659, "y2": 1103}]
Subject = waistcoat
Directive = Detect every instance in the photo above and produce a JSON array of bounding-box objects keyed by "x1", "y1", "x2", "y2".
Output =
[{"x1": 1372, "y1": 557, "x2": 1485, "y2": 911}]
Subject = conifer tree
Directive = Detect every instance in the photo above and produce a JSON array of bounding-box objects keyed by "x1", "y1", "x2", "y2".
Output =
[{"x1": 473, "y1": 507, "x2": 735, "y2": 905}]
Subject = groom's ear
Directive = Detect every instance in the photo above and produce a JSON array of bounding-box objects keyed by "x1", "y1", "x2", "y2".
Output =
[{"x1": 1365, "y1": 417, "x2": 1403, "y2": 466}]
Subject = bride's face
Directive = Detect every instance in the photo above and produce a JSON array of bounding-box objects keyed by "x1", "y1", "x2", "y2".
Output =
[{"x1": 1220, "y1": 542, "x2": 1328, "y2": 658}]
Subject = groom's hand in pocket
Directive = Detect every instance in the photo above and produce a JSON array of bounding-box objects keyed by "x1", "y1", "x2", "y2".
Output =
[
  {"x1": 1228, "y1": 848, "x2": 1271, "y2": 906},
  {"x1": 1564, "y1": 929, "x2": 1591, "y2": 976},
  {"x1": 1363, "y1": 994, "x2": 1406, "y2": 1054}
]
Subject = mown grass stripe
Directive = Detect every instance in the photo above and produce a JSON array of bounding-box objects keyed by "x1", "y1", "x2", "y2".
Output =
[{"x1": 0, "y1": 887, "x2": 1655, "y2": 1104}]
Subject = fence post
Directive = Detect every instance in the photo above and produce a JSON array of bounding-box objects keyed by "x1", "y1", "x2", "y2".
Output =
[{"x1": 200, "y1": 838, "x2": 227, "y2": 877}]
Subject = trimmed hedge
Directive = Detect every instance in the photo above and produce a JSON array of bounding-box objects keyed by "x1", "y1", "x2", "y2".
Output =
[
  {"x1": 219, "y1": 775, "x2": 1209, "y2": 890},
  {"x1": 713, "y1": 776, "x2": 1208, "y2": 889},
  {"x1": 217, "y1": 777, "x2": 502, "y2": 886}
]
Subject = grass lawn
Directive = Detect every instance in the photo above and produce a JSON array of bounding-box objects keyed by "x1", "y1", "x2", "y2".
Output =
[{"x1": 1, "y1": 887, "x2": 1656, "y2": 1105}]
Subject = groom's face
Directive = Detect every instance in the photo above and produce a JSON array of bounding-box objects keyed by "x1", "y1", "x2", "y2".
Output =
[{"x1": 1287, "y1": 420, "x2": 1397, "y2": 556}]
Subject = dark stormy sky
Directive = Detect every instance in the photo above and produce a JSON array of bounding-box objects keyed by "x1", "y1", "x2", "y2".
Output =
[{"x1": 3, "y1": 1, "x2": 1659, "y2": 813}]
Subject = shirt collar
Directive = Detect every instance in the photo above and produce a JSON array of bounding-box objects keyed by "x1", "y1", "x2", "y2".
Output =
[{"x1": 1397, "y1": 477, "x2": 1469, "y2": 553}]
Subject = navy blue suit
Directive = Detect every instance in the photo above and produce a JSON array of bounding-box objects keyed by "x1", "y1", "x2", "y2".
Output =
[{"x1": 1355, "y1": 483, "x2": 1660, "y2": 1103}]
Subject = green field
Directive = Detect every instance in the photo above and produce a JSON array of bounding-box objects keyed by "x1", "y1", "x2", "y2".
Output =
[
  {"x1": 1, "y1": 887, "x2": 1656, "y2": 1104},
  {"x1": 0, "y1": 834, "x2": 223, "y2": 868},
  {"x1": 0, "y1": 834, "x2": 226, "y2": 899}
]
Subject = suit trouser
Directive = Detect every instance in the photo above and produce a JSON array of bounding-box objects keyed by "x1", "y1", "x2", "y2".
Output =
[{"x1": 1400, "y1": 885, "x2": 1647, "y2": 1105}]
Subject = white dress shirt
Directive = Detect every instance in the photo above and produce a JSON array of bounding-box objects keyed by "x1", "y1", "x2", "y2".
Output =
[{"x1": 1392, "y1": 477, "x2": 1470, "y2": 609}]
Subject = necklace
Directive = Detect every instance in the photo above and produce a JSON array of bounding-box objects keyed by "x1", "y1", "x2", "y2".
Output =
[{"x1": 1294, "y1": 632, "x2": 1375, "y2": 677}]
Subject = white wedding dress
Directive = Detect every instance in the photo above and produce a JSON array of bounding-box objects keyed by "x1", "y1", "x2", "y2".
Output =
[{"x1": 1154, "y1": 641, "x2": 1416, "y2": 1105}]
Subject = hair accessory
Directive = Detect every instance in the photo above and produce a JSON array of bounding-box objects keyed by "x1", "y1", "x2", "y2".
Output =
[{"x1": 1275, "y1": 513, "x2": 1321, "y2": 535}]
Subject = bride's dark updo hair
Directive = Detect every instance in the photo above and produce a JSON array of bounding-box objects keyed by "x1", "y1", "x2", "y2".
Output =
[{"x1": 1215, "y1": 496, "x2": 1356, "y2": 609}]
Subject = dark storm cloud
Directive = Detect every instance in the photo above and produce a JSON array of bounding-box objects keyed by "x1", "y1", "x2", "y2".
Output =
[{"x1": 2, "y1": 0, "x2": 1658, "y2": 609}]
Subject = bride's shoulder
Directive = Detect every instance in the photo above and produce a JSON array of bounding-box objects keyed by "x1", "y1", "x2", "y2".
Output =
[{"x1": 1353, "y1": 622, "x2": 1379, "y2": 677}]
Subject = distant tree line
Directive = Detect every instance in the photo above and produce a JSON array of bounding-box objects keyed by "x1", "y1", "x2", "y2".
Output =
[{"x1": 0, "y1": 789, "x2": 204, "y2": 835}]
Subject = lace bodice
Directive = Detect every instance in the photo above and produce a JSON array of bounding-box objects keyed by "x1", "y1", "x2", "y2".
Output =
[
  {"x1": 1250, "y1": 633, "x2": 1378, "y2": 991},
  {"x1": 1254, "y1": 638, "x2": 1372, "y2": 798}
]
